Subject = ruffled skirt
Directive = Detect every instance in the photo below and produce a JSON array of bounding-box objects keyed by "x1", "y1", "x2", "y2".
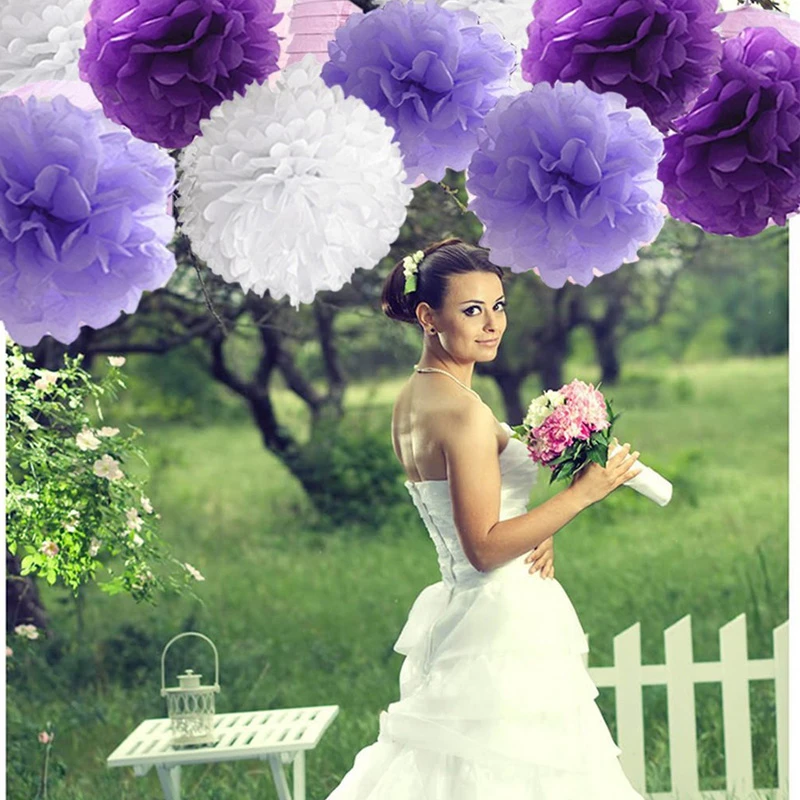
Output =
[{"x1": 325, "y1": 565, "x2": 644, "y2": 799}]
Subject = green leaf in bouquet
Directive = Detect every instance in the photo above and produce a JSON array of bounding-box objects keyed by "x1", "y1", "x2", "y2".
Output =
[
  {"x1": 547, "y1": 450, "x2": 572, "y2": 467},
  {"x1": 549, "y1": 457, "x2": 577, "y2": 484},
  {"x1": 510, "y1": 424, "x2": 527, "y2": 440},
  {"x1": 587, "y1": 447, "x2": 608, "y2": 467}
]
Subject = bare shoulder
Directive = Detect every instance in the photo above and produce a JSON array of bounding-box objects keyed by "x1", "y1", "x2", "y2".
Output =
[
  {"x1": 391, "y1": 377, "x2": 500, "y2": 482},
  {"x1": 437, "y1": 398, "x2": 497, "y2": 452}
]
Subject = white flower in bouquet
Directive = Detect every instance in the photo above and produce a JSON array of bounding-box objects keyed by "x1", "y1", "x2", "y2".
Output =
[
  {"x1": 524, "y1": 390, "x2": 564, "y2": 428},
  {"x1": 544, "y1": 390, "x2": 565, "y2": 407}
]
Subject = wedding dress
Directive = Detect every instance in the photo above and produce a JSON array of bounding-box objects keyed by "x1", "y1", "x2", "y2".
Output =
[{"x1": 325, "y1": 422, "x2": 644, "y2": 799}]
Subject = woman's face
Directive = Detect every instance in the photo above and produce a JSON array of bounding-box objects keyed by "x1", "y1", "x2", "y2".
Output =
[{"x1": 419, "y1": 271, "x2": 507, "y2": 363}]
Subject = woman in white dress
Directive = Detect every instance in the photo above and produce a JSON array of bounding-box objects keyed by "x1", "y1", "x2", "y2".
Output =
[{"x1": 324, "y1": 238, "x2": 645, "y2": 799}]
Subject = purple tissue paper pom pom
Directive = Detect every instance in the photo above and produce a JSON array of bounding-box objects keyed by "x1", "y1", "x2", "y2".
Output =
[
  {"x1": 521, "y1": 0, "x2": 723, "y2": 133},
  {"x1": 466, "y1": 80, "x2": 665, "y2": 289},
  {"x1": 659, "y1": 26, "x2": 800, "y2": 237},
  {"x1": 78, "y1": 0, "x2": 283, "y2": 150},
  {"x1": 0, "y1": 94, "x2": 176, "y2": 346},
  {"x1": 321, "y1": 0, "x2": 516, "y2": 184}
]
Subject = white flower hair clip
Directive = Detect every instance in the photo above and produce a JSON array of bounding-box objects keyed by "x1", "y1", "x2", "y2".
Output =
[{"x1": 402, "y1": 250, "x2": 425, "y2": 294}]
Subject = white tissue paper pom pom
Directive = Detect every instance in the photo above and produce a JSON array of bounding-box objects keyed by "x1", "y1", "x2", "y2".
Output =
[
  {"x1": 0, "y1": 0, "x2": 91, "y2": 92},
  {"x1": 441, "y1": 0, "x2": 533, "y2": 93},
  {"x1": 177, "y1": 54, "x2": 413, "y2": 309}
]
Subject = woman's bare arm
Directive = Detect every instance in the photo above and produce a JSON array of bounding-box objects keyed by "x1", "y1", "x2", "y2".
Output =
[
  {"x1": 478, "y1": 491, "x2": 588, "y2": 572},
  {"x1": 440, "y1": 401, "x2": 643, "y2": 573}
]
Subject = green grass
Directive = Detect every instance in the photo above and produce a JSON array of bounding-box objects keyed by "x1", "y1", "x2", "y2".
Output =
[{"x1": 9, "y1": 356, "x2": 788, "y2": 799}]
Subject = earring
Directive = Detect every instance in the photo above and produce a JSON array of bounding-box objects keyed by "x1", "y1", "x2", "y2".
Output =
[{"x1": 429, "y1": 328, "x2": 436, "y2": 334}]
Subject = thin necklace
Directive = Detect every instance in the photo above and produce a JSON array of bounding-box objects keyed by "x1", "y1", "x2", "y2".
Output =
[{"x1": 413, "y1": 363, "x2": 481, "y2": 400}]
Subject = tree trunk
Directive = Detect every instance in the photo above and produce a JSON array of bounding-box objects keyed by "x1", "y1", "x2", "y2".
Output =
[
  {"x1": 592, "y1": 323, "x2": 621, "y2": 385},
  {"x1": 495, "y1": 372, "x2": 526, "y2": 426},
  {"x1": 539, "y1": 360, "x2": 563, "y2": 393},
  {"x1": 538, "y1": 329, "x2": 569, "y2": 391},
  {"x1": 6, "y1": 551, "x2": 49, "y2": 635}
]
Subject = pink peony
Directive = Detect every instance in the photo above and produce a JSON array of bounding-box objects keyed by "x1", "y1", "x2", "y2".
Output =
[
  {"x1": 526, "y1": 380, "x2": 611, "y2": 465},
  {"x1": 530, "y1": 404, "x2": 576, "y2": 464},
  {"x1": 560, "y1": 379, "x2": 609, "y2": 433}
]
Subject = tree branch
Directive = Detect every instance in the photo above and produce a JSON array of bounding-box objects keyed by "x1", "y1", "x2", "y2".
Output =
[
  {"x1": 209, "y1": 332, "x2": 253, "y2": 399},
  {"x1": 314, "y1": 299, "x2": 346, "y2": 402}
]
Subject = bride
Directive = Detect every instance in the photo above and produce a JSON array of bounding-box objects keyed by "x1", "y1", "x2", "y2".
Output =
[{"x1": 324, "y1": 238, "x2": 645, "y2": 799}]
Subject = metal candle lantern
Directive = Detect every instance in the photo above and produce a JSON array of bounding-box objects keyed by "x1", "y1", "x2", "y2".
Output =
[{"x1": 160, "y1": 632, "x2": 220, "y2": 747}]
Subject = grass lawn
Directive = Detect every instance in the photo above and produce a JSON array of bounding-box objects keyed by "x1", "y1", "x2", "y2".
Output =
[{"x1": 8, "y1": 355, "x2": 788, "y2": 799}]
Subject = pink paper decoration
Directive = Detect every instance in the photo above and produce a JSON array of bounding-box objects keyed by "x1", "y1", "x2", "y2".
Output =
[
  {"x1": 3, "y1": 79, "x2": 101, "y2": 111},
  {"x1": 285, "y1": 0, "x2": 362, "y2": 66},
  {"x1": 274, "y1": 0, "x2": 294, "y2": 74},
  {"x1": 718, "y1": 5, "x2": 800, "y2": 46}
]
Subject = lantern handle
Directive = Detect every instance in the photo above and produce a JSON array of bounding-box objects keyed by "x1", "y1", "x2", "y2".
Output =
[{"x1": 160, "y1": 631, "x2": 220, "y2": 696}]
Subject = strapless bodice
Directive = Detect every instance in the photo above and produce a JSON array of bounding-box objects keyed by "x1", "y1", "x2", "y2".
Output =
[{"x1": 404, "y1": 422, "x2": 538, "y2": 590}]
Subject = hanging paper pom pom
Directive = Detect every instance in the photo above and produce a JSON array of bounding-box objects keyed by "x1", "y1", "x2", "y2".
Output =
[
  {"x1": 176, "y1": 54, "x2": 413, "y2": 309},
  {"x1": 0, "y1": 0, "x2": 91, "y2": 92},
  {"x1": 718, "y1": 5, "x2": 800, "y2": 46},
  {"x1": 320, "y1": 0, "x2": 516, "y2": 185},
  {"x1": 78, "y1": 0, "x2": 283, "y2": 150},
  {"x1": 3, "y1": 78, "x2": 101, "y2": 111},
  {"x1": 466, "y1": 80, "x2": 665, "y2": 289},
  {"x1": 521, "y1": 0, "x2": 723, "y2": 133},
  {"x1": 285, "y1": 0, "x2": 362, "y2": 67},
  {"x1": 371, "y1": 0, "x2": 533, "y2": 94},
  {"x1": 442, "y1": 0, "x2": 533, "y2": 93},
  {"x1": 0, "y1": 94, "x2": 177, "y2": 346},
  {"x1": 659, "y1": 26, "x2": 800, "y2": 237}
]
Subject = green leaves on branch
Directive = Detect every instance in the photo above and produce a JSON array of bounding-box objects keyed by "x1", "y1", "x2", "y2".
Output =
[{"x1": 5, "y1": 342, "x2": 203, "y2": 605}]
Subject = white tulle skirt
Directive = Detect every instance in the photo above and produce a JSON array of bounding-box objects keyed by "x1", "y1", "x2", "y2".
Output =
[{"x1": 325, "y1": 564, "x2": 644, "y2": 799}]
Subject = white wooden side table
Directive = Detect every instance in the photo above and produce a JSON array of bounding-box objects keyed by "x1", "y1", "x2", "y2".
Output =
[{"x1": 107, "y1": 705, "x2": 339, "y2": 800}]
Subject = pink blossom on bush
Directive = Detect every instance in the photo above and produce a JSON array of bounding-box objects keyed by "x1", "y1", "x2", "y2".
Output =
[{"x1": 40, "y1": 541, "x2": 59, "y2": 558}]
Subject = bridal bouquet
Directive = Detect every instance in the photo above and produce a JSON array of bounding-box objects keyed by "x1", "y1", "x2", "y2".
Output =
[{"x1": 509, "y1": 379, "x2": 672, "y2": 506}]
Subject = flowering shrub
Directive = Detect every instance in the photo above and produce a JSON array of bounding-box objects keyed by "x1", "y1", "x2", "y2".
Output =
[{"x1": 5, "y1": 341, "x2": 205, "y2": 603}]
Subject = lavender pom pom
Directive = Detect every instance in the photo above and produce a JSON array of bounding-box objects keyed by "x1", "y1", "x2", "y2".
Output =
[
  {"x1": 78, "y1": 0, "x2": 283, "y2": 149},
  {"x1": 0, "y1": 95, "x2": 176, "y2": 346},
  {"x1": 521, "y1": 0, "x2": 723, "y2": 133},
  {"x1": 466, "y1": 80, "x2": 665, "y2": 288},
  {"x1": 321, "y1": 0, "x2": 516, "y2": 184},
  {"x1": 659, "y1": 26, "x2": 800, "y2": 237}
]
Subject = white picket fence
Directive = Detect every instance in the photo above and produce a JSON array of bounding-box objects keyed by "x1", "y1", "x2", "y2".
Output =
[{"x1": 583, "y1": 613, "x2": 789, "y2": 800}]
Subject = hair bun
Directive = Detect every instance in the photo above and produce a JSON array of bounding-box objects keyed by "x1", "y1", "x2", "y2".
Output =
[{"x1": 381, "y1": 237, "x2": 502, "y2": 327}]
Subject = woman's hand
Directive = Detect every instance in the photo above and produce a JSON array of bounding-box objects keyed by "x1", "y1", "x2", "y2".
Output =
[
  {"x1": 524, "y1": 536, "x2": 554, "y2": 579},
  {"x1": 569, "y1": 438, "x2": 642, "y2": 509}
]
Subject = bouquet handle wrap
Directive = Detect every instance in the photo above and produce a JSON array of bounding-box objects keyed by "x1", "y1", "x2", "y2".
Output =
[{"x1": 607, "y1": 444, "x2": 673, "y2": 506}]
